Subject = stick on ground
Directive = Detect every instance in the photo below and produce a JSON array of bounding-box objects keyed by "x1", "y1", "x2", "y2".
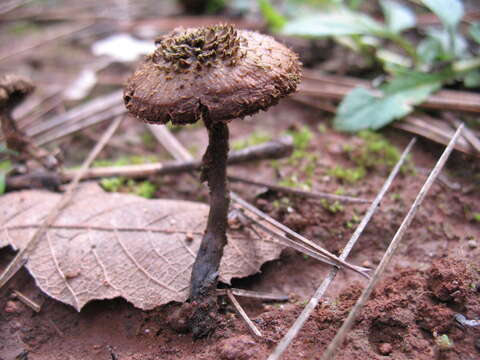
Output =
[
  {"x1": 320, "y1": 125, "x2": 462, "y2": 360},
  {"x1": 268, "y1": 137, "x2": 416, "y2": 360}
]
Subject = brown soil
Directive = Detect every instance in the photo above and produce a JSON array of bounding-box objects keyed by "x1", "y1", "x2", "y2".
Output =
[{"x1": 2, "y1": 102, "x2": 480, "y2": 359}]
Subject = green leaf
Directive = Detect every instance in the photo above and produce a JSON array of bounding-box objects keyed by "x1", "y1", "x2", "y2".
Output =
[
  {"x1": 282, "y1": 7, "x2": 388, "y2": 37},
  {"x1": 258, "y1": 0, "x2": 287, "y2": 32},
  {"x1": 334, "y1": 72, "x2": 448, "y2": 132},
  {"x1": 417, "y1": 27, "x2": 467, "y2": 63},
  {"x1": 381, "y1": 0, "x2": 416, "y2": 34},
  {"x1": 470, "y1": 22, "x2": 480, "y2": 45},
  {"x1": 417, "y1": 37, "x2": 443, "y2": 65},
  {"x1": 0, "y1": 172, "x2": 5, "y2": 195},
  {"x1": 463, "y1": 70, "x2": 480, "y2": 88},
  {"x1": 421, "y1": 0, "x2": 464, "y2": 29}
]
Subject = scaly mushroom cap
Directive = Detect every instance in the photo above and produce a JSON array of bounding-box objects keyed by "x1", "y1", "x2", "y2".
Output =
[
  {"x1": 124, "y1": 24, "x2": 301, "y2": 125},
  {"x1": 0, "y1": 75, "x2": 35, "y2": 112}
]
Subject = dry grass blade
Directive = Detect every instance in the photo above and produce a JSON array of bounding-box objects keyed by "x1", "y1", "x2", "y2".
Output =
[
  {"x1": 0, "y1": 116, "x2": 123, "y2": 289},
  {"x1": 320, "y1": 125, "x2": 463, "y2": 360},
  {"x1": 148, "y1": 125, "x2": 370, "y2": 277},
  {"x1": 300, "y1": 71, "x2": 480, "y2": 113},
  {"x1": 217, "y1": 288, "x2": 289, "y2": 301},
  {"x1": 267, "y1": 137, "x2": 416, "y2": 360},
  {"x1": 228, "y1": 175, "x2": 370, "y2": 204},
  {"x1": 0, "y1": 22, "x2": 94, "y2": 63},
  {"x1": 36, "y1": 105, "x2": 126, "y2": 145},
  {"x1": 12, "y1": 290, "x2": 41, "y2": 312},
  {"x1": 444, "y1": 113, "x2": 480, "y2": 154},
  {"x1": 25, "y1": 90, "x2": 123, "y2": 139},
  {"x1": 226, "y1": 290, "x2": 262, "y2": 338}
]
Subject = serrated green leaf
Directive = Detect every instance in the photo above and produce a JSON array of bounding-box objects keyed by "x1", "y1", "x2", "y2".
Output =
[
  {"x1": 282, "y1": 7, "x2": 388, "y2": 37},
  {"x1": 470, "y1": 22, "x2": 480, "y2": 45},
  {"x1": 334, "y1": 72, "x2": 448, "y2": 132},
  {"x1": 380, "y1": 0, "x2": 416, "y2": 34},
  {"x1": 421, "y1": 0, "x2": 463, "y2": 29},
  {"x1": 258, "y1": 0, "x2": 287, "y2": 32}
]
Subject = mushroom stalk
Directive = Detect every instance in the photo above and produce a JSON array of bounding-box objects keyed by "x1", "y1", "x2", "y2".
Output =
[{"x1": 189, "y1": 118, "x2": 230, "y2": 337}]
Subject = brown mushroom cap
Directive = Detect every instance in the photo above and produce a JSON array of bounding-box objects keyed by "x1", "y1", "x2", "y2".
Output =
[
  {"x1": 124, "y1": 24, "x2": 301, "y2": 125},
  {"x1": 0, "y1": 75, "x2": 35, "y2": 112}
]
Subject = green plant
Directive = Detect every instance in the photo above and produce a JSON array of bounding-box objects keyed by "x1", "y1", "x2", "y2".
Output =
[
  {"x1": 93, "y1": 155, "x2": 158, "y2": 168},
  {"x1": 232, "y1": 130, "x2": 272, "y2": 150},
  {"x1": 348, "y1": 131, "x2": 403, "y2": 170},
  {"x1": 260, "y1": 0, "x2": 480, "y2": 131},
  {"x1": 100, "y1": 177, "x2": 157, "y2": 198},
  {"x1": 328, "y1": 165, "x2": 366, "y2": 184},
  {"x1": 473, "y1": 213, "x2": 480, "y2": 223},
  {"x1": 0, "y1": 154, "x2": 13, "y2": 195},
  {"x1": 320, "y1": 199, "x2": 345, "y2": 213}
]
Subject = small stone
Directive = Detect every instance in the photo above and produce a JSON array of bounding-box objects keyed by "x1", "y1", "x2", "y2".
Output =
[
  {"x1": 475, "y1": 337, "x2": 480, "y2": 352},
  {"x1": 4, "y1": 300, "x2": 22, "y2": 314},
  {"x1": 378, "y1": 343, "x2": 392, "y2": 355},
  {"x1": 217, "y1": 335, "x2": 257, "y2": 360},
  {"x1": 362, "y1": 260, "x2": 372, "y2": 268},
  {"x1": 467, "y1": 239, "x2": 477, "y2": 249}
]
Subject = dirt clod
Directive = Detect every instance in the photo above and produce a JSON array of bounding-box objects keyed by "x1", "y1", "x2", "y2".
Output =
[
  {"x1": 216, "y1": 335, "x2": 257, "y2": 360},
  {"x1": 427, "y1": 258, "x2": 470, "y2": 303},
  {"x1": 378, "y1": 342, "x2": 392, "y2": 355}
]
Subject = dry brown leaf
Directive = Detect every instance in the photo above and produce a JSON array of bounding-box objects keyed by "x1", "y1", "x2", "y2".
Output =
[{"x1": 0, "y1": 184, "x2": 283, "y2": 310}]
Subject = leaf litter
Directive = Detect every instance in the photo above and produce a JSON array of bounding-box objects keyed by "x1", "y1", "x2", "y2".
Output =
[{"x1": 0, "y1": 183, "x2": 283, "y2": 311}]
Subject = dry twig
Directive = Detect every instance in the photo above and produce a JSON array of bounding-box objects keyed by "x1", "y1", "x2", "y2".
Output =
[
  {"x1": 228, "y1": 175, "x2": 370, "y2": 204},
  {"x1": 61, "y1": 138, "x2": 293, "y2": 180},
  {"x1": 12, "y1": 290, "x2": 41, "y2": 312},
  {"x1": 320, "y1": 125, "x2": 463, "y2": 360},
  {"x1": 217, "y1": 288, "x2": 288, "y2": 302},
  {"x1": 268, "y1": 137, "x2": 416, "y2": 360}
]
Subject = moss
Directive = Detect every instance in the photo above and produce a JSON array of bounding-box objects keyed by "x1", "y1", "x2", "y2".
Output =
[
  {"x1": 100, "y1": 177, "x2": 157, "y2": 198},
  {"x1": 346, "y1": 131, "x2": 411, "y2": 172},
  {"x1": 0, "y1": 160, "x2": 12, "y2": 171},
  {"x1": 131, "y1": 180, "x2": 157, "y2": 198},
  {"x1": 391, "y1": 193, "x2": 402, "y2": 202},
  {"x1": 93, "y1": 155, "x2": 158, "y2": 168},
  {"x1": 140, "y1": 131, "x2": 157, "y2": 149},
  {"x1": 100, "y1": 177, "x2": 125, "y2": 192},
  {"x1": 320, "y1": 199, "x2": 345, "y2": 214},
  {"x1": 473, "y1": 213, "x2": 480, "y2": 223},
  {"x1": 7, "y1": 21, "x2": 40, "y2": 35},
  {"x1": 345, "y1": 213, "x2": 361, "y2": 229},
  {"x1": 328, "y1": 165, "x2": 366, "y2": 184},
  {"x1": 232, "y1": 130, "x2": 272, "y2": 150},
  {"x1": 286, "y1": 126, "x2": 313, "y2": 153},
  {"x1": 272, "y1": 197, "x2": 292, "y2": 211},
  {"x1": 434, "y1": 334, "x2": 454, "y2": 351},
  {"x1": 278, "y1": 174, "x2": 311, "y2": 190}
]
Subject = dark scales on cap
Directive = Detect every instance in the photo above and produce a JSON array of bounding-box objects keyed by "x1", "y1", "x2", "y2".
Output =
[{"x1": 124, "y1": 24, "x2": 301, "y2": 124}]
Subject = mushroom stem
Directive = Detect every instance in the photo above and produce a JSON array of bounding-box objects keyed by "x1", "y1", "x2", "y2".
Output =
[{"x1": 189, "y1": 117, "x2": 230, "y2": 337}]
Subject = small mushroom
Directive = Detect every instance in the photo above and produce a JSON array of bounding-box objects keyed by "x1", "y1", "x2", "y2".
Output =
[
  {"x1": 124, "y1": 24, "x2": 301, "y2": 337},
  {"x1": 0, "y1": 75, "x2": 57, "y2": 170}
]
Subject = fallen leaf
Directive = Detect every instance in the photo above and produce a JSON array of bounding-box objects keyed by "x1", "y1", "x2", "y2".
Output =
[{"x1": 0, "y1": 183, "x2": 283, "y2": 310}]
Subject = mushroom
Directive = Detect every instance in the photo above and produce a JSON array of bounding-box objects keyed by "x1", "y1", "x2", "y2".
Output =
[
  {"x1": 124, "y1": 24, "x2": 301, "y2": 336},
  {"x1": 0, "y1": 74, "x2": 57, "y2": 170}
]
